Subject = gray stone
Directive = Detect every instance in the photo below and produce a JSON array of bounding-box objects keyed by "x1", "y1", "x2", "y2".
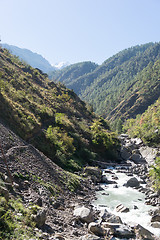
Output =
[
  {"x1": 73, "y1": 206, "x2": 94, "y2": 223},
  {"x1": 88, "y1": 222, "x2": 106, "y2": 236},
  {"x1": 139, "y1": 146, "x2": 159, "y2": 166},
  {"x1": 79, "y1": 234, "x2": 101, "y2": 240},
  {"x1": 129, "y1": 153, "x2": 143, "y2": 163},
  {"x1": 135, "y1": 224, "x2": 156, "y2": 240},
  {"x1": 115, "y1": 204, "x2": 129, "y2": 213},
  {"x1": 120, "y1": 146, "x2": 132, "y2": 160},
  {"x1": 34, "y1": 208, "x2": 46, "y2": 227},
  {"x1": 0, "y1": 186, "x2": 9, "y2": 201},
  {"x1": 113, "y1": 224, "x2": 135, "y2": 238},
  {"x1": 151, "y1": 222, "x2": 160, "y2": 228},
  {"x1": 99, "y1": 209, "x2": 122, "y2": 224},
  {"x1": 101, "y1": 175, "x2": 117, "y2": 184},
  {"x1": 125, "y1": 177, "x2": 140, "y2": 188},
  {"x1": 151, "y1": 214, "x2": 160, "y2": 222},
  {"x1": 83, "y1": 167, "x2": 102, "y2": 183},
  {"x1": 131, "y1": 138, "x2": 143, "y2": 145}
]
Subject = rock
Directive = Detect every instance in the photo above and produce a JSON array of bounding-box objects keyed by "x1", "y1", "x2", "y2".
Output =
[
  {"x1": 119, "y1": 134, "x2": 129, "y2": 139},
  {"x1": 135, "y1": 224, "x2": 156, "y2": 240},
  {"x1": 125, "y1": 177, "x2": 140, "y2": 188},
  {"x1": 151, "y1": 214, "x2": 160, "y2": 222},
  {"x1": 101, "y1": 175, "x2": 116, "y2": 184},
  {"x1": 131, "y1": 138, "x2": 143, "y2": 146},
  {"x1": 83, "y1": 167, "x2": 102, "y2": 183},
  {"x1": 151, "y1": 222, "x2": 160, "y2": 228},
  {"x1": 129, "y1": 153, "x2": 143, "y2": 163},
  {"x1": 125, "y1": 142, "x2": 136, "y2": 150},
  {"x1": 79, "y1": 234, "x2": 101, "y2": 240},
  {"x1": 99, "y1": 209, "x2": 122, "y2": 224},
  {"x1": 73, "y1": 206, "x2": 94, "y2": 223},
  {"x1": 101, "y1": 192, "x2": 109, "y2": 196},
  {"x1": 101, "y1": 222, "x2": 121, "y2": 229},
  {"x1": 53, "y1": 233, "x2": 65, "y2": 240},
  {"x1": 95, "y1": 186, "x2": 104, "y2": 191},
  {"x1": 103, "y1": 169, "x2": 113, "y2": 174},
  {"x1": 34, "y1": 208, "x2": 46, "y2": 227},
  {"x1": 120, "y1": 146, "x2": 132, "y2": 160},
  {"x1": 112, "y1": 175, "x2": 118, "y2": 180},
  {"x1": 112, "y1": 224, "x2": 135, "y2": 238},
  {"x1": 88, "y1": 222, "x2": 106, "y2": 236},
  {"x1": 52, "y1": 201, "x2": 61, "y2": 209},
  {"x1": 133, "y1": 205, "x2": 138, "y2": 210},
  {"x1": 139, "y1": 146, "x2": 159, "y2": 166},
  {"x1": 35, "y1": 197, "x2": 42, "y2": 207},
  {"x1": 0, "y1": 186, "x2": 9, "y2": 201},
  {"x1": 115, "y1": 204, "x2": 129, "y2": 213},
  {"x1": 4, "y1": 175, "x2": 12, "y2": 185}
]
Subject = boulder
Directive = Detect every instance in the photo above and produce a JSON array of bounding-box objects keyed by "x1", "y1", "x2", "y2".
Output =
[
  {"x1": 151, "y1": 222, "x2": 160, "y2": 228},
  {"x1": 129, "y1": 153, "x2": 143, "y2": 163},
  {"x1": 53, "y1": 233, "x2": 65, "y2": 240},
  {"x1": 34, "y1": 208, "x2": 46, "y2": 227},
  {"x1": 125, "y1": 177, "x2": 140, "y2": 188},
  {"x1": 112, "y1": 224, "x2": 135, "y2": 238},
  {"x1": 73, "y1": 206, "x2": 94, "y2": 223},
  {"x1": 88, "y1": 222, "x2": 106, "y2": 236},
  {"x1": 135, "y1": 224, "x2": 156, "y2": 240},
  {"x1": 139, "y1": 146, "x2": 159, "y2": 166},
  {"x1": 99, "y1": 209, "x2": 122, "y2": 224},
  {"x1": 83, "y1": 167, "x2": 102, "y2": 183},
  {"x1": 115, "y1": 204, "x2": 129, "y2": 213},
  {"x1": 79, "y1": 234, "x2": 101, "y2": 240},
  {"x1": 151, "y1": 214, "x2": 160, "y2": 222},
  {"x1": 0, "y1": 186, "x2": 9, "y2": 201},
  {"x1": 131, "y1": 138, "x2": 143, "y2": 146},
  {"x1": 120, "y1": 146, "x2": 132, "y2": 160},
  {"x1": 101, "y1": 175, "x2": 117, "y2": 184}
]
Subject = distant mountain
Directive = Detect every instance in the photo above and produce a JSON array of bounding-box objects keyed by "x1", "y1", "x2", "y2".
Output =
[
  {"x1": 53, "y1": 61, "x2": 70, "y2": 69},
  {"x1": 53, "y1": 42, "x2": 160, "y2": 128},
  {"x1": 50, "y1": 61, "x2": 98, "y2": 89},
  {"x1": 2, "y1": 43, "x2": 56, "y2": 73}
]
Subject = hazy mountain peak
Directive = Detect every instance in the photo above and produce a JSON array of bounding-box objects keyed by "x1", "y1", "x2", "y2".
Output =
[
  {"x1": 2, "y1": 43, "x2": 56, "y2": 73},
  {"x1": 53, "y1": 61, "x2": 70, "y2": 69}
]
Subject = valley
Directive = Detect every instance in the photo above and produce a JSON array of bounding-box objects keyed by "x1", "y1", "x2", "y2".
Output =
[{"x1": 0, "y1": 43, "x2": 160, "y2": 239}]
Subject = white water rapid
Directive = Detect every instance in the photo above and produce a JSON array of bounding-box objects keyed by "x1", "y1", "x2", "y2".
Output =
[{"x1": 93, "y1": 168, "x2": 160, "y2": 238}]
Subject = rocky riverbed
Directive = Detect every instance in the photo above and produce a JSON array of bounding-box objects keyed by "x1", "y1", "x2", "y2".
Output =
[{"x1": 1, "y1": 121, "x2": 160, "y2": 239}]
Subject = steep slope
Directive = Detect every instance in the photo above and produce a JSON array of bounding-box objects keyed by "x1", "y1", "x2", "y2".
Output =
[
  {"x1": 0, "y1": 48, "x2": 119, "y2": 171},
  {"x1": 123, "y1": 97, "x2": 160, "y2": 146},
  {"x1": 80, "y1": 43, "x2": 159, "y2": 117},
  {"x1": 49, "y1": 61, "x2": 98, "y2": 87},
  {"x1": 0, "y1": 117, "x2": 94, "y2": 239},
  {"x1": 2, "y1": 43, "x2": 55, "y2": 73}
]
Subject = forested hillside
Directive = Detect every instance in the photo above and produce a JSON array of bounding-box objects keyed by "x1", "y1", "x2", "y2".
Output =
[
  {"x1": 123, "y1": 97, "x2": 160, "y2": 146},
  {"x1": 0, "y1": 48, "x2": 119, "y2": 171},
  {"x1": 53, "y1": 42, "x2": 160, "y2": 127},
  {"x1": 49, "y1": 61, "x2": 98, "y2": 88}
]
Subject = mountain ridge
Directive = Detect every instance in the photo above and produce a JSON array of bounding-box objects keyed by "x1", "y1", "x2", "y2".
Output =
[{"x1": 2, "y1": 43, "x2": 56, "y2": 73}]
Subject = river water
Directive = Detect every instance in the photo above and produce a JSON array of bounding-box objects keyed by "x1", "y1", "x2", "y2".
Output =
[{"x1": 93, "y1": 168, "x2": 160, "y2": 238}]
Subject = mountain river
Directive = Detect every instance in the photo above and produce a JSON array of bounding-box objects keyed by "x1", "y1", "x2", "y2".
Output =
[{"x1": 93, "y1": 168, "x2": 160, "y2": 238}]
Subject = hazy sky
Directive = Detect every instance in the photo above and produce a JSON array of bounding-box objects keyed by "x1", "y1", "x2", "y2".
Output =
[{"x1": 1, "y1": 0, "x2": 160, "y2": 65}]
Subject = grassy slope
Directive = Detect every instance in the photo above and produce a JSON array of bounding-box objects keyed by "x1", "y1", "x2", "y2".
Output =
[{"x1": 0, "y1": 48, "x2": 119, "y2": 170}]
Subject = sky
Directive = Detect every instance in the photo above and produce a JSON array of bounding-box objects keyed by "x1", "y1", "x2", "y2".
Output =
[{"x1": 1, "y1": 0, "x2": 160, "y2": 65}]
